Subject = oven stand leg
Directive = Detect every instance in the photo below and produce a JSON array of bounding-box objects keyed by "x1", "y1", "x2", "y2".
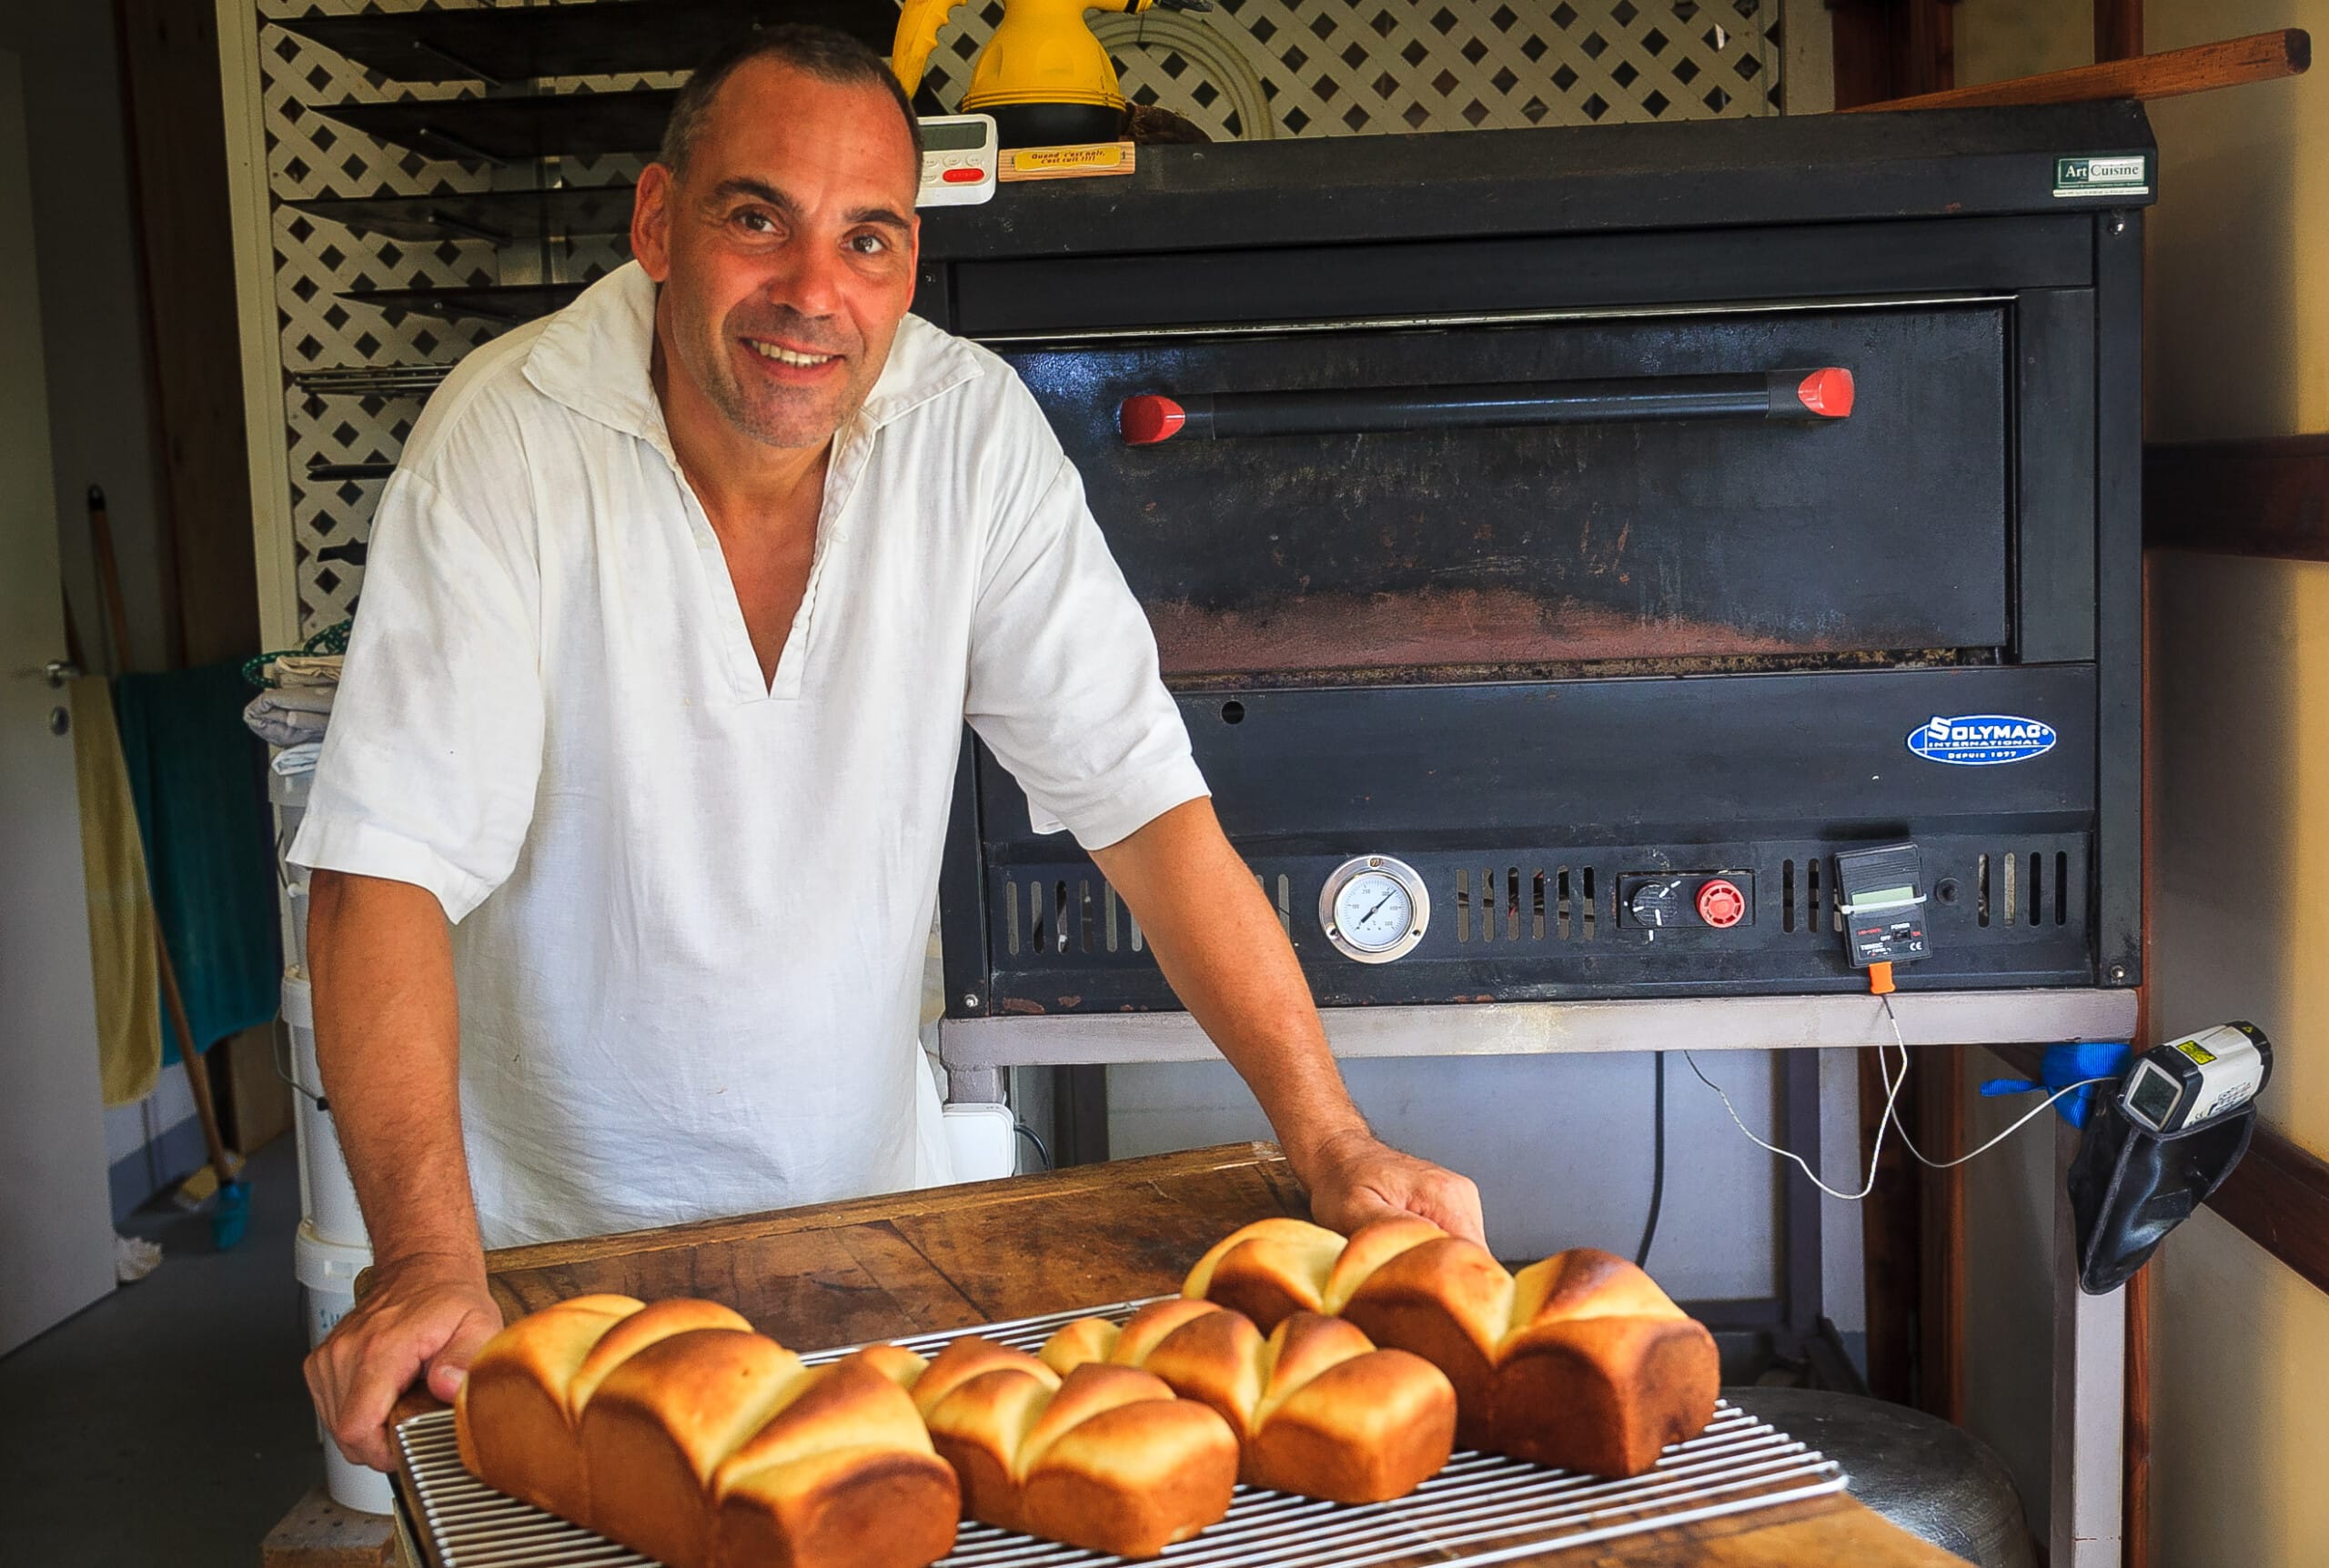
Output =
[
  {"x1": 2052, "y1": 1116, "x2": 2124, "y2": 1566},
  {"x1": 946, "y1": 1066, "x2": 1005, "y2": 1104}
]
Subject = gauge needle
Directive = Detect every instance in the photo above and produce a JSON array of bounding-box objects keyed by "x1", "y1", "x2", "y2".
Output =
[{"x1": 1360, "y1": 890, "x2": 1396, "y2": 924}]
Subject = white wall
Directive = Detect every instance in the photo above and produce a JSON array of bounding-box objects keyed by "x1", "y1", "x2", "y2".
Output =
[{"x1": 2142, "y1": 2, "x2": 2329, "y2": 1562}]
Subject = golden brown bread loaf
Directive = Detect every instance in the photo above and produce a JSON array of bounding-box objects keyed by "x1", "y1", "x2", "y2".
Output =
[
  {"x1": 1037, "y1": 1299, "x2": 1457, "y2": 1503},
  {"x1": 454, "y1": 1295, "x2": 959, "y2": 1568},
  {"x1": 1184, "y1": 1218, "x2": 1719, "y2": 1478},
  {"x1": 862, "y1": 1335, "x2": 1240, "y2": 1558}
]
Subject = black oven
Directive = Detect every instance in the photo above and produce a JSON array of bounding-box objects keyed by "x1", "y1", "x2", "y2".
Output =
[{"x1": 916, "y1": 103, "x2": 2151, "y2": 1019}]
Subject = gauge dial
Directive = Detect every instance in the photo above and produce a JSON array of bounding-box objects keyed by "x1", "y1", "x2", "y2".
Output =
[{"x1": 1318, "y1": 855, "x2": 1430, "y2": 963}]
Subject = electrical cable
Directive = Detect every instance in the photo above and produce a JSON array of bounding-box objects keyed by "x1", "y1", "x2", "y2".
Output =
[
  {"x1": 1682, "y1": 992, "x2": 2114, "y2": 1200},
  {"x1": 1634, "y1": 1051, "x2": 1666, "y2": 1268},
  {"x1": 1873, "y1": 994, "x2": 2108, "y2": 1169},
  {"x1": 1015, "y1": 1118, "x2": 1062, "y2": 1169}
]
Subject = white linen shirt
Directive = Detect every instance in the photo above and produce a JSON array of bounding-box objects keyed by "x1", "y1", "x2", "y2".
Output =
[{"x1": 290, "y1": 262, "x2": 1205, "y2": 1249}]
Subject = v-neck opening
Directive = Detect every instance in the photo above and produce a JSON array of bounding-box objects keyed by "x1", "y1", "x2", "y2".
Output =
[{"x1": 655, "y1": 417, "x2": 876, "y2": 705}]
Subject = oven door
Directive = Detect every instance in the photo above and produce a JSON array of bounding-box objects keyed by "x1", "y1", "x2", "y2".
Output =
[{"x1": 1000, "y1": 302, "x2": 2011, "y2": 682}]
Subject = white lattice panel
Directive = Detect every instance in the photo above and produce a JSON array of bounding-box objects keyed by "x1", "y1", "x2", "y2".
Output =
[{"x1": 251, "y1": 0, "x2": 1780, "y2": 633}]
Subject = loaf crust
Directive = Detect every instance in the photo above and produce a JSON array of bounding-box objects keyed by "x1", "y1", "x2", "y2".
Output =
[
  {"x1": 1185, "y1": 1220, "x2": 1719, "y2": 1478},
  {"x1": 1042, "y1": 1298, "x2": 1457, "y2": 1503},
  {"x1": 454, "y1": 1299, "x2": 958, "y2": 1568},
  {"x1": 904, "y1": 1337, "x2": 1240, "y2": 1557}
]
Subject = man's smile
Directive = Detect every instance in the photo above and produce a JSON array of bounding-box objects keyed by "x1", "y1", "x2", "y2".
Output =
[{"x1": 741, "y1": 336, "x2": 842, "y2": 371}]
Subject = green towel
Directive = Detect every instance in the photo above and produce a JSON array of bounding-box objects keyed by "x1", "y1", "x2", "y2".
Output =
[{"x1": 113, "y1": 663, "x2": 281, "y2": 1062}]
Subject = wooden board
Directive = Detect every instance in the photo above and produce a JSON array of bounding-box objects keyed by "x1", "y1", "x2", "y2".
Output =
[
  {"x1": 343, "y1": 1143, "x2": 1970, "y2": 1568},
  {"x1": 259, "y1": 1487, "x2": 398, "y2": 1568}
]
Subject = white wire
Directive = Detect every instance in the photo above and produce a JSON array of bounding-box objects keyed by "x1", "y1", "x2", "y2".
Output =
[
  {"x1": 1875, "y1": 993, "x2": 2113, "y2": 1170},
  {"x1": 1682, "y1": 991, "x2": 2115, "y2": 1201},
  {"x1": 1682, "y1": 1040, "x2": 1905, "y2": 1202}
]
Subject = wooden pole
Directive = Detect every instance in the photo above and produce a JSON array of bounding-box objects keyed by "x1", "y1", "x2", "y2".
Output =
[
  {"x1": 2096, "y1": 0, "x2": 2145, "y2": 65},
  {"x1": 1842, "y1": 29, "x2": 2306, "y2": 113}
]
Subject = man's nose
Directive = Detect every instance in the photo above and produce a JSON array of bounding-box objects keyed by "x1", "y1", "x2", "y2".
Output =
[{"x1": 767, "y1": 236, "x2": 847, "y2": 320}]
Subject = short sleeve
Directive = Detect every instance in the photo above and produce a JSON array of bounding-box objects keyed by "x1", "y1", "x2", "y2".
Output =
[
  {"x1": 288, "y1": 465, "x2": 545, "y2": 921},
  {"x1": 964, "y1": 453, "x2": 1207, "y2": 849}
]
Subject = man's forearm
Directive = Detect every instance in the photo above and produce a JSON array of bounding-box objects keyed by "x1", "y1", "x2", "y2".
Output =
[
  {"x1": 1089, "y1": 799, "x2": 1369, "y2": 1173},
  {"x1": 308, "y1": 869, "x2": 485, "y2": 1275}
]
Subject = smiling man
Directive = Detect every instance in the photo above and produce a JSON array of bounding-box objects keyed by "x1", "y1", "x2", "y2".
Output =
[{"x1": 294, "y1": 25, "x2": 1482, "y2": 1473}]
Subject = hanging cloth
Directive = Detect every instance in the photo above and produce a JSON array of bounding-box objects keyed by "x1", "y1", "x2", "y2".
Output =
[{"x1": 70, "y1": 673, "x2": 161, "y2": 1106}]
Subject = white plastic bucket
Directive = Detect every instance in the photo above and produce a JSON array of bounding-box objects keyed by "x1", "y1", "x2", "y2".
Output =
[
  {"x1": 270, "y1": 769, "x2": 312, "y2": 968},
  {"x1": 295, "y1": 1221, "x2": 393, "y2": 1514},
  {"x1": 282, "y1": 970, "x2": 367, "y2": 1247},
  {"x1": 943, "y1": 1101, "x2": 1018, "y2": 1183}
]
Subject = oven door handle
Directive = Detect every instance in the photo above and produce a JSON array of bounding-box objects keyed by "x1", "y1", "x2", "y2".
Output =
[{"x1": 1119, "y1": 367, "x2": 1853, "y2": 445}]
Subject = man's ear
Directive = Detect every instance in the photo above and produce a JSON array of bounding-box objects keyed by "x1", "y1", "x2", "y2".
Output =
[{"x1": 630, "y1": 163, "x2": 675, "y2": 281}]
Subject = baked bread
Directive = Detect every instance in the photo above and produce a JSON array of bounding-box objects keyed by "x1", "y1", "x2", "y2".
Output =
[
  {"x1": 1038, "y1": 1298, "x2": 1457, "y2": 1503},
  {"x1": 455, "y1": 1296, "x2": 959, "y2": 1568},
  {"x1": 1185, "y1": 1218, "x2": 1719, "y2": 1477},
  {"x1": 866, "y1": 1335, "x2": 1239, "y2": 1557}
]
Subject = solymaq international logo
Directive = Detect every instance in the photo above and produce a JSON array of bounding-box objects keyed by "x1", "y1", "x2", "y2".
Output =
[{"x1": 1906, "y1": 714, "x2": 2058, "y2": 767}]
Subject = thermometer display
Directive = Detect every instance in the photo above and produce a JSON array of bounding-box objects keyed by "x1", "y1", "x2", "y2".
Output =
[{"x1": 1318, "y1": 855, "x2": 1430, "y2": 963}]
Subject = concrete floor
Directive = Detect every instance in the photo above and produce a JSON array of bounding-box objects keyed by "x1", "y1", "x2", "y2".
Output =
[{"x1": 0, "y1": 1135, "x2": 329, "y2": 1565}]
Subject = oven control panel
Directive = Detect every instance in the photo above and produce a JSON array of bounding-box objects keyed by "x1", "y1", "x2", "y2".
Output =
[{"x1": 1620, "y1": 872, "x2": 1754, "y2": 930}]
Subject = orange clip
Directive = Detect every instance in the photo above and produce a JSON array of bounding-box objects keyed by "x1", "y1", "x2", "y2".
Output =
[{"x1": 1868, "y1": 960, "x2": 1896, "y2": 997}]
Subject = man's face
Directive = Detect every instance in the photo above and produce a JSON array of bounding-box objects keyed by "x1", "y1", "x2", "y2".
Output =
[{"x1": 633, "y1": 60, "x2": 921, "y2": 452}]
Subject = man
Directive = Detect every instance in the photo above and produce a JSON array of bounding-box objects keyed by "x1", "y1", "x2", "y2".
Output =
[{"x1": 297, "y1": 25, "x2": 1482, "y2": 1473}]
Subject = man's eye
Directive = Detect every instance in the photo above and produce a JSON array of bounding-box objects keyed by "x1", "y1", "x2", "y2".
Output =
[
  {"x1": 736, "y1": 210, "x2": 774, "y2": 233},
  {"x1": 849, "y1": 232, "x2": 888, "y2": 255}
]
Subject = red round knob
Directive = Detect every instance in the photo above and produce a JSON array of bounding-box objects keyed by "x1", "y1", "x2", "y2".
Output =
[{"x1": 1697, "y1": 879, "x2": 1747, "y2": 929}]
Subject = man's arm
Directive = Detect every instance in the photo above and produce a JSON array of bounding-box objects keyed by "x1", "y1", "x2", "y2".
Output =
[
  {"x1": 301, "y1": 869, "x2": 502, "y2": 1471},
  {"x1": 1089, "y1": 799, "x2": 1486, "y2": 1246}
]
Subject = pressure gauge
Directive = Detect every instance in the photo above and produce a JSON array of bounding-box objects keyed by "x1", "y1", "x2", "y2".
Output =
[{"x1": 1319, "y1": 855, "x2": 1430, "y2": 963}]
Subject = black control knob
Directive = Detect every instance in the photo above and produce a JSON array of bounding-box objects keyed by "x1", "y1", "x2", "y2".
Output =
[{"x1": 1628, "y1": 878, "x2": 1687, "y2": 928}]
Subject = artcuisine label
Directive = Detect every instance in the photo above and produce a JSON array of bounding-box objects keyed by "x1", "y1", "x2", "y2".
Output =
[
  {"x1": 1906, "y1": 714, "x2": 2059, "y2": 767},
  {"x1": 2054, "y1": 154, "x2": 2150, "y2": 198}
]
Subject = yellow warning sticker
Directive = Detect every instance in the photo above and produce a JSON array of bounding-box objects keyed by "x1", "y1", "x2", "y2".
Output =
[
  {"x1": 1010, "y1": 143, "x2": 1127, "y2": 173},
  {"x1": 2173, "y1": 1037, "x2": 2218, "y2": 1067}
]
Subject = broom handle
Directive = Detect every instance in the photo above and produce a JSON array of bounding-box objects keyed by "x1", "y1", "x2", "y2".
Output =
[{"x1": 158, "y1": 935, "x2": 235, "y2": 1184}]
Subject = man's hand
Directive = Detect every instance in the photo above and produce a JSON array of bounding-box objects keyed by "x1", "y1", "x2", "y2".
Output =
[
  {"x1": 1295, "y1": 1126, "x2": 1487, "y2": 1248},
  {"x1": 1091, "y1": 801, "x2": 1490, "y2": 1252},
  {"x1": 303, "y1": 1252, "x2": 503, "y2": 1472}
]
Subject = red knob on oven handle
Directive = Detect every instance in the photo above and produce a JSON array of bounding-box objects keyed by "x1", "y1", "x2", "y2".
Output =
[
  {"x1": 1120, "y1": 395, "x2": 1188, "y2": 445},
  {"x1": 1790, "y1": 367, "x2": 1854, "y2": 418}
]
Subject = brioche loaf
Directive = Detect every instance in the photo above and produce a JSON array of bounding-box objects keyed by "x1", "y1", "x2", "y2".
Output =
[
  {"x1": 862, "y1": 1335, "x2": 1239, "y2": 1558},
  {"x1": 1037, "y1": 1299, "x2": 1456, "y2": 1503},
  {"x1": 454, "y1": 1296, "x2": 959, "y2": 1568},
  {"x1": 1184, "y1": 1218, "x2": 1719, "y2": 1477}
]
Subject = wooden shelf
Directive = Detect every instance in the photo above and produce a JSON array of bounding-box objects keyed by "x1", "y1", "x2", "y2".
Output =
[
  {"x1": 295, "y1": 185, "x2": 638, "y2": 245},
  {"x1": 276, "y1": 0, "x2": 887, "y2": 85},
  {"x1": 341, "y1": 281, "x2": 585, "y2": 327},
  {"x1": 313, "y1": 91, "x2": 673, "y2": 165}
]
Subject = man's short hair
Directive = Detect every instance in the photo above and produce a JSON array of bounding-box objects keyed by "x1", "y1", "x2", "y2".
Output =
[{"x1": 658, "y1": 23, "x2": 924, "y2": 178}]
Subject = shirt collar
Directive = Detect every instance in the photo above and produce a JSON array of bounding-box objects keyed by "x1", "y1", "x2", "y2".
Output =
[{"x1": 521, "y1": 260, "x2": 984, "y2": 446}]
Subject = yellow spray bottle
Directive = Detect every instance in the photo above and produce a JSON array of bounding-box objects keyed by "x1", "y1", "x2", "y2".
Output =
[{"x1": 893, "y1": 0, "x2": 1214, "y2": 148}]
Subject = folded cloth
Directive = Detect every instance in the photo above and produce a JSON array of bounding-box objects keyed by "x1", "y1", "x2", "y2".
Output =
[
  {"x1": 115, "y1": 664, "x2": 282, "y2": 1063},
  {"x1": 242, "y1": 685, "x2": 335, "y2": 747},
  {"x1": 269, "y1": 654, "x2": 342, "y2": 689},
  {"x1": 70, "y1": 675, "x2": 162, "y2": 1107},
  {"x1": 271, "y1": 740, "x2": 324, "y2": 776}
]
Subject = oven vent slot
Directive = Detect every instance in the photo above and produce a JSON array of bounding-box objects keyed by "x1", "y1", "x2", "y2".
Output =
[
  {"x1": 1780, "y1": 859, "x2": 1830, "y2": 935},
  {"x1": 1456, "y1": 865, "x2": 1596, "y2": 942},
  {"x1": 1005, "y1": 876, "x2": 1142, "y2": 957},
  {"x1": 1974, "y1": 849, "x2": 2077, "y2": 930},
  {"x1": 1257, "y1": 872, "x2": 1292, "y2": 937}
]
